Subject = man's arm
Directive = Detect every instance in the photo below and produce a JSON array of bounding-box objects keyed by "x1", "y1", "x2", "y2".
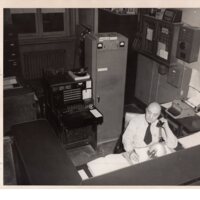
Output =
[
  {"x1": 122, "y1": 119, "x2": 138, "y2": 153},
  {"x1": 160, "y1": 119, "x2": 178, "y2": 149}
]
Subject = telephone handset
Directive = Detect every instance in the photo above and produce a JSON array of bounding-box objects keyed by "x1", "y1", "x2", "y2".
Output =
[
  {"x1": 157, "y1": 116, "x2": 165, "y2": 128},
  {"x1": 157, "y1": 116, "x2": 166, "y2": 143}
]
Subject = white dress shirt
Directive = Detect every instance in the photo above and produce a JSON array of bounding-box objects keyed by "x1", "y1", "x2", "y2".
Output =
[{"x1": 122, "y1": 114, "x2": 178, "y2": 153}]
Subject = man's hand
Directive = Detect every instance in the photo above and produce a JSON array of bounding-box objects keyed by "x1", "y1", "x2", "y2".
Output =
[
  {"x1": 148, "y1": 148, "x2": 157, "y2": 159},
  {"x1": 129, "y1": 151, "x2": 139, "y2": 163},
  {"x1": 148, "y1": 143, "x2": 167, "y2": 158},
  {"x1": 159, "y1": 117, "x2": 168, "y2": 128},
  {"x1": 122, "y1": 150, "x2": 139, "y2": 164}
]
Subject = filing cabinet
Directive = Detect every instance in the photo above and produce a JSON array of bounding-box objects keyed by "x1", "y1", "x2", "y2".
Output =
[
  {"x1": 4, "y1": 24, "x2": 20, "y2": 77},
  {"x1": 85, "y1": 33, "x2": 128, "y2": 143},
  {"x1": 135, "y1": 54, "x2": 192, "y2": 105},
  {"x1": 98, "y1": 9, "x2": 138, "y2": 104}
]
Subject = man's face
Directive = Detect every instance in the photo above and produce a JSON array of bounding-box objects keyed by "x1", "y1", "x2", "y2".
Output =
[{"x1": 145, "y1": 106, "x2": 160, "y2": 123}]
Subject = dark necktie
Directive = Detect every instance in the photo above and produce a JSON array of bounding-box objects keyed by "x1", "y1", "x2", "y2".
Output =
[{"x1": 144, "y1": 123, "x2": 152, "y2": 145}]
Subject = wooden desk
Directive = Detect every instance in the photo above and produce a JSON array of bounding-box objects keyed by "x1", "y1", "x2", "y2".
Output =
[
  {"x1": 12, "y1": 119, "x2": 81, "y2": 185},
  {"x1": 174, "y1": 115, "x2": 200, "y2": 137},
  {"x1": 10, "y1": 119, "x2": 200, "y2": 186},
  {"x1": 83, "y1": 145, "x2": 200, "y2": 185},
  {"x1": 163, "y1": 106, "x2": 200, "y2": 138}
]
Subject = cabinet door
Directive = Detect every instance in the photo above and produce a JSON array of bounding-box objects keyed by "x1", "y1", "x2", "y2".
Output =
[
  {"x1": 155, "y1": 64, "x2": 191, "y2": 104},
  {"x1": 135, "y1": 54, "x2": 157, "y2": 105},
  {"x1": 95, "y1": 49, "x2": 127, "y2": 142}
]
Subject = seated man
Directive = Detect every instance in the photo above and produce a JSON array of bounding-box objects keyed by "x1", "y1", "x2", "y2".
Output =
[
  {"x1": 122, "y1": 102, "x2": 178, "y2": 164},
  {"x1": 87, "y1": 102, "x2": 179, "y2": 177}
]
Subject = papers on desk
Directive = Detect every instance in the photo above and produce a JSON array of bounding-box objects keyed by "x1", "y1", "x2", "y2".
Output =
[
  {"x1": 185, "y1": 93, "x2": 200, "y2": 107},
  {"x1": 90, "y1": 109, "x2": 102, "y2": 118},
  {"x1": 4, "y1": 76, "x2": 22, "y2": 90},
  {"x1": 78, "y1": 169, "x2": 89, "y2": 180},
  {"x1": 87, "y1": 148, "x2": 153, "y2": 177},
  {"x1": 185, "y1": 93, "x2": 200, "y2": 116},
  {"x1": 161, "y1": 102, "x2": 172, "y2": 109},
  {"x1": 87, "y1": 145, "x2": 176, "y2": 177},
  {"x1": 178, "y1": 131, "x2": 200, "y2": 149},
  {"x1": 4, "y1": 76, "x2": 17, "y2": 85},
  {"x1": 87, "y1": 154, "x2": 130, "y2": 177}
]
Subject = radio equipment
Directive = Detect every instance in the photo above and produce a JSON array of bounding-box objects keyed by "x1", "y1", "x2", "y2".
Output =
[
  {"x1": 43, "y1": 69, "x2": 103, "y2": 150},
  {"x1": 176, "y1": 25, "x2": 200, "y2": 63},
  {"x1": 43, "y1": 69, "x2": 92, "y2": 112},
  {"x1": 139, "y1": 15, "x2": 182, "y2": 66}
]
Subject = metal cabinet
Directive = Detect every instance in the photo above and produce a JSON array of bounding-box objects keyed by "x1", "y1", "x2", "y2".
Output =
[
  {"x1": 85, "y1": 33, "x2": 128, "y2": 143},
  {"x1": 98, "y1": 9, "x2": 138, "y2": 104},
  {"x1": 135, "y1": 53, "x2": 192, "y2": 105}
]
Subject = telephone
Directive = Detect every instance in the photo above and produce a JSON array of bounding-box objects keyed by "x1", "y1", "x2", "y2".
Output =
[
  {"x1": 157, "y1": 117, "x2": 165, "y2": 127},
  {"x1": 165, "y1": 99, "x2": 196, "y2": 119}
]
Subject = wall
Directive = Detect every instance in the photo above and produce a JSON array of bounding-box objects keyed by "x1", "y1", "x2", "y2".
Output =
[
  {"x1": 78, "y1": 9, "x2": 98, "y2": 33},
  {"x1": 180, "y1": 9, "x2": 200, "y2": 98},
  {"x1": 4, "y1": 9, "x2": 78, "y2": 80}
]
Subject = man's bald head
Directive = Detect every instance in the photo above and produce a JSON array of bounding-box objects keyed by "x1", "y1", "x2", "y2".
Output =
[
  {"x1": 145, "y1": 102, "x2": 161, "y2": 123},
  {"x1": 147, "y1": 102, "x2": 161, "y2": 114}
]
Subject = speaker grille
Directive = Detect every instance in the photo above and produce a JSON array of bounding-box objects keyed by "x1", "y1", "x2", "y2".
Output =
[{"x1": 63, "y1": 88, "x2": 81, "y2": 102}]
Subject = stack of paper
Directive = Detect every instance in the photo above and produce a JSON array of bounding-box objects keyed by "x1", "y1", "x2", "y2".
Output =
[
  {"x1": 87, "y1": 154, "x2": 130, "y2": 177},
  {"x1": 179, "y1": 131, "x2": 200, "y2": 149}
]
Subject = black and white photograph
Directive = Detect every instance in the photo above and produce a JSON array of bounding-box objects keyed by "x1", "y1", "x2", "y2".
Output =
[{"x1": 2, "y1": 4, "x2": 200, "y2": 188}]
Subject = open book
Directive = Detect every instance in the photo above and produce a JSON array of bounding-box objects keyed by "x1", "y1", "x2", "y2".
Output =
[
  {"x1": 87, "y1": 143, "x2": 175, "y2": 177},
  {"x1": 87, "y1": 147, "x2": 151, "y2": 177},
  {"x1": 87, "y1": 154, "x2": 131, "y2": 177}
]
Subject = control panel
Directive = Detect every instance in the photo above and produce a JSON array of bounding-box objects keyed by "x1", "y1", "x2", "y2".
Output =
[
  {"x1": 95, "y1": 32, "x2": 127, "y2": 50},
  {"x1": 140, "y1": 15, "x2": 182, "y2": 66},
  {"x1": 43, "y1": 69, "x2": 103, "y2": 150}
]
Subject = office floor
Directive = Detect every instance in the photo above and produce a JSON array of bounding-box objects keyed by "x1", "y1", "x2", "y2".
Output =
[{"x1": 66, "y1": 103, "x2": 143, "y2": 167}]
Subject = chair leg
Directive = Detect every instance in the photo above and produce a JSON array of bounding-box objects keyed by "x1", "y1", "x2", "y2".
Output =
[{"x1": 113, "y1": 134, "x2": 125, "y2": 154}]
